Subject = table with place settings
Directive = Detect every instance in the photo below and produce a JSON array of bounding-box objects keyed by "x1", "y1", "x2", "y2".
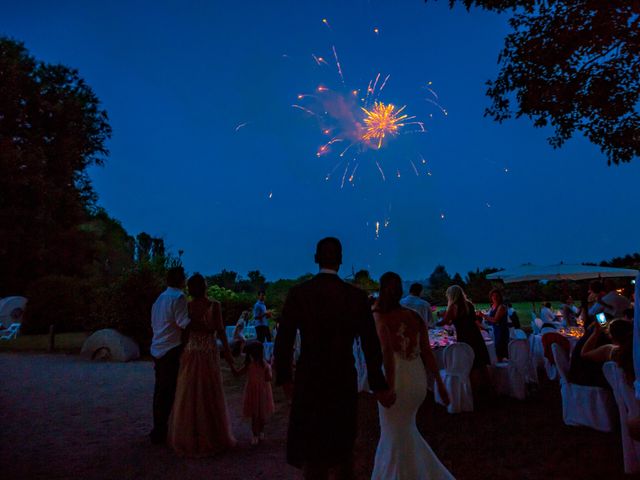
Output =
[{"x1": 429, "y1": 327, "x2": 498, "y2": 369}]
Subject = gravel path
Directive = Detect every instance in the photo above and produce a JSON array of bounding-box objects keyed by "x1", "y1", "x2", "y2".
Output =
[{"x1": 0, "y1": 353, "x2": 630, "y2": 479}]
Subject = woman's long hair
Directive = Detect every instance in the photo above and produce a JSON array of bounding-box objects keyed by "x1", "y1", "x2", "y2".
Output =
[
  {"x1": 375, "y1": 272, "x2": 403, "y2": 314},
  {"x1": 446, "y1": 284, "x2": 470, "y2": 317},
  {"x1": 187, "y1": 273, "x2": 207, "y2": 299}
]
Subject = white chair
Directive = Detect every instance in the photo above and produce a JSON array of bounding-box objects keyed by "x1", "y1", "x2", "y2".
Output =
[
  {"x1": 540, "y1": 326, "x2": 557, "y2": 335},
  {"x1": 541, "y1": 332, "x2": 558, "y2": 381},
  {"x1": 0, "y1": 296, "x2": 27, "y2": 328},
  {"x1": 0, "y1": 322, "x2": 20, "y2": 340},
  {"x1": 552, "y1": 343, "x2": 616, "y2": 432},
  {"x1": 530, "y1": 313, "x2": 541, "y2": 334},
  {"x1": 435, "y1": 342, "x2": 474, "y2": 413},
  {"x1": 513, "y1": 329, "x2": 527, "y2": 340},
  {"x1": 493, "y1": 339, "x2": 532, "y2": 400},
  {"x1": 603, "y1": 361, "x2": 640, "y2": 473}
]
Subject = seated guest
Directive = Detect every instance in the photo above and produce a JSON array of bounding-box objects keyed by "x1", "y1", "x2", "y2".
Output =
[
  {"x1": 560, "y1": 297, "x2": 579, "y2": 327},
  {"x1": 506, "y1": 302, "x2": 521, "y2": 329},
  {"x1": 540, "y1": 302, "x2": 561, "y2": 329},
  {"x1": 568, "y1": 319, "x2": 610, "y2": 389},
  {"x1": 400, "y1": 283, "x2": 433, "y2": 327},
  {"x1": 587, "y1": 280, "x2": 605, "y2": 309},
  {"x1": 582, "y1": 318, "x2": 633, "y2": 365}
]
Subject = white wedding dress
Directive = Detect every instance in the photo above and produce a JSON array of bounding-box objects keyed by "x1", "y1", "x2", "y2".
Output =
[{"x1": 371, "y1": 330, "x2": 455, "y2": 480}]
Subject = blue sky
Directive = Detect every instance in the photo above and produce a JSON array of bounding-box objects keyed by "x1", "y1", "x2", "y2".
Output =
[{"x1": 4, "y1": 0, "x2": 639, "y2": 281}]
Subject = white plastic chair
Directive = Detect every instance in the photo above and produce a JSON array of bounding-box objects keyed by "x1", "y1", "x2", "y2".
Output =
[
  {"x1": 513, "y1": 329, "x2": 527, "y2": 340},
  {"x1": 244, "y1": 326, "x2": 257, "y2": 340},
  {"x1": 493, "y1": 339, "x2": 531, "y2": 400},
  {"x1": 530, "y1": 313, "x2": 541, "y2": 334},
  {"x1": 0, "y1": 296, "x2": 27, "y2": 328},
  {"x1": 541, "y1": 332, "x2": 559, "y2": 381},
  {"x1": 603, "y1": 361, "x2": 640, "y2": 473},
  {"x1": 552, "y1": 343, "x2": 616, "y2": 432},
  {"x1": 435, "y1": 342, "x2": 474, "y2": 413},
  {"x1": 540, "y1": 326, "x2": 557, "y2": 335},
  {"x1": 0, "y1": 323, "x2": 20, "y2": 340}
]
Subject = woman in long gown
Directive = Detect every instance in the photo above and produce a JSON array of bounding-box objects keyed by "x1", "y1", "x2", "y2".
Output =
[
  {"x1": 168, "y1": 274, "x2": 237, "y2": 457},
  {"x1": 481, "y1": 289, "x2": 509, "y2": 361},
  {"x1": 371, "y1": 272, "x2": 455, "y2": 480}
]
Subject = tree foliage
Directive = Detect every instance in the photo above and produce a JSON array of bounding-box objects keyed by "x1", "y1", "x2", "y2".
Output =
[
  {"x1": 0, "y1": 37, "x2": 112, "y2": 293},
  {"x1": 435, "y1": 1, "x2": 640, "y2": 164}
]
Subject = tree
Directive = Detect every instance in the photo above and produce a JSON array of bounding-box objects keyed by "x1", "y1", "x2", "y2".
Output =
[
  {"x1": 433, "y1": 1, "x2": 640, "y2": 164},
  {"x1": 247, "y1": 270, "x2": 266, "y2": 292},
  {"x1": 451, "y1": 272, "x2": 466, "y2": 288},
  {"x1": 427, "y1": 265, "x2": 453, "y2": 303},
  {"x1": 0, "y1": 37, "x2": 112, "y2": 294},
  {"x1": 351, "y1": 269, "x2": 379, "y2": 292},
  {"x1": 465, "y1": 267, "x2": 501, "y2": 302},
  {"x1": 206, "y1": 269, "x2": 239, "y2": 290}
]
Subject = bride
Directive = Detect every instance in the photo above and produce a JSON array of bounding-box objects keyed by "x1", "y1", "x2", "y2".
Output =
[{"x1": 371, "y1": 272, "x2": 455, "y2": 480}]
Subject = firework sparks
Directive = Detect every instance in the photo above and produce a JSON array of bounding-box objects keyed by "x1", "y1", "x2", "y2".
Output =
[
  {"x1": 291, "y1": 104, "x2": 317, "y2": 116},
  {"x1": 322, "y1": 18, "x2": 331, "y2": 29},
  {"x1": 373, "y1": 27, "x2": 380, "y2": 35},
  {"x1": 268, "y1": 192, "x2": 273, "y2": 199},
  {"x1": 332, "y1": 46, "x2": 345, "y2": 84},
  {"x1": 375, "y1": 161, "x2": 386, "y2": 181},
  {"x1": 375, "y1": 221, "x2": 380, "y2": 238},
  {"x1": 235, "y1": 122, "x2": 250, "y2": 132},
  {"x1": 410, "y1": 159, "x2": 419, "y2": 176},
  {"x1": 312, "y1": 54, "x2": 328, "y2": 66},
  {"x1": 361, "y1": 102, "x2": 412, "y2": 149}
]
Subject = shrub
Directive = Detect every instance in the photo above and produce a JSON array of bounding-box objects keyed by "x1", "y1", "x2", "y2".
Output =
[
  {"x1": 23, "y1": 275, "x2": 92, "y2": 334},
  {"x1": 88, "y1": 263, "x2": 165, "y2": 354}
]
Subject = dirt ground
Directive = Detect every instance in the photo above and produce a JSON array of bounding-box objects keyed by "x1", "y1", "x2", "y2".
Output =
[{"x1": 0, "y1": 353, "x2": 634, "y2": 479}]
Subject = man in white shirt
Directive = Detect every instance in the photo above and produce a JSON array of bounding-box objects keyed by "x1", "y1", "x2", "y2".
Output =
[
  {"x1": 149, "y1": 266, "x2": 191, "y2": 444},
  {"x1": 400, "y1": 283, "x2": 433, "y2": 327},
  {"x1": 540, "y1": 302, "x2": 560, "y2": 327}
]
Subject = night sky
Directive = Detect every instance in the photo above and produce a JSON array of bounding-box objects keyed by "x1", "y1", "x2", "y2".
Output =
[{"x1": 4, "y1": 1, "x2": 639, "y2": 281}]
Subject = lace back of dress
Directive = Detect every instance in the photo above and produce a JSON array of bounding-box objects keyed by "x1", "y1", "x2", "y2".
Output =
[{"x1": 394, "y1": 320, "x2": 420, "y2": 361}]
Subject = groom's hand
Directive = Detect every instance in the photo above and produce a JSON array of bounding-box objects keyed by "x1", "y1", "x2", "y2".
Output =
[{"x1": 375, "y1": 388, "x2": 396, "y2": 408}]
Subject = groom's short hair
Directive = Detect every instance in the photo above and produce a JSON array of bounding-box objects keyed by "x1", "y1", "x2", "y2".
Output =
[
  {"x1": 315, "y1": 237, "x2": 342, "y2": 267},
  {"x1": 167, "y1": 266, "x2": 186, "y2": 288}
]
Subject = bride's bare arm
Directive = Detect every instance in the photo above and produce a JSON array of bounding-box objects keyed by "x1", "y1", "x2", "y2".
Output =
[{"x1": 374, "y1": 315, "x2": 396, "y2": 391}]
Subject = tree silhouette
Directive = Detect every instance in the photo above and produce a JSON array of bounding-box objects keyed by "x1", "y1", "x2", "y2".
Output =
[
  {"x1": 0, "y1": 37, "x2": 112, "y2": 293},
  {"x1": 432, "y1": 1, "x2": 640, "y2": 164}
]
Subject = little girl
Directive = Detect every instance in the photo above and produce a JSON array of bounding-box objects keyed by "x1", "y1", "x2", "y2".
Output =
[{"x1": 237, "y1": 341, "x2": 275, "y2": 445}]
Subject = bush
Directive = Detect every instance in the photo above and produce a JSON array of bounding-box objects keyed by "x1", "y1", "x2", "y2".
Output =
[
  {"x1": 23, "y1": 275, "x2": 92, "y2": 334},
  {"x1": 207, "y1": 285, "x2": 254, "y2": 325},
  {"x1": 88, "y1": 263, "x2": 165, "y2": 354}
]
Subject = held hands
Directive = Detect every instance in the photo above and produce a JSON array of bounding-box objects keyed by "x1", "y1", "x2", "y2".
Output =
[{"x1": 375, "y1": 388, "x2": 396, "y2": 409}]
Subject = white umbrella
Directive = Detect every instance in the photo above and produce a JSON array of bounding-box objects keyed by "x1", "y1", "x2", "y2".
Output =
[{"x1": 487, "y1": 264, "x2": 639, "y2": 284}]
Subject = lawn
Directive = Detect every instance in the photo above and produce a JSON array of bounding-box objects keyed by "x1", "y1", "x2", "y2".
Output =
[{"x1": 0, "y1": 331, "x2": 88, "y2": 352}]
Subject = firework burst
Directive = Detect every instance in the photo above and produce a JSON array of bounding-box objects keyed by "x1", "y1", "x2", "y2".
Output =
[{"x1": 361, "y1": 102, "x2": 413, "y2": 149}]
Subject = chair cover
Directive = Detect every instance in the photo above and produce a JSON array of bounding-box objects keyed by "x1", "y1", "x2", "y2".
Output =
[
  {"x1": 603, "y1": 361, "x2": 640, "y2": 473},
  {"x1": 533, "y1": 317, "x2": 544, "y2": 334},
  {"x1": 540, "y1": 326, "x2": 557, "y2": 335},
  {"x1": 541, "y1": 333, "x2": 570, "y2": 381},
  {"x1": 435, "y1": 342, "x2": 474, "y2": 413},
  {"x1": 493, "y1": 340, "x2": 531, "y2": 400},
  {"x1": 513, "y1": 329, "x2": 527, "y2": 340},
  {"x1": 553, "y1": 344, "x2": 616, "y2": 432},
  {"x1": 0, "y1": 296, "x2": 27, "y2": 328}
]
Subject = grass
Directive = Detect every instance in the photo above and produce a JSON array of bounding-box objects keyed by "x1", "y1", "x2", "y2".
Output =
[{"x1": 0, "y1": 332, "x2": 88, "y2": 352}]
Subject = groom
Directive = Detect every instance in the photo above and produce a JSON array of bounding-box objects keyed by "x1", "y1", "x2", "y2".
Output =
[{"x1": 274, "y1": 237, "x2": 394, "y2": 479}]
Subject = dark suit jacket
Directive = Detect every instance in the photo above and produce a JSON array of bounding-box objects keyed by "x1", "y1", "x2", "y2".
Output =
[{"x1": 274, "y1": 272, "x2": 387, "y2": 468}]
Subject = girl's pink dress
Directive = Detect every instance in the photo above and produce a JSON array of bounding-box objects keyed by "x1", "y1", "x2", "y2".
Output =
[{"x1": 242, "y1": 362, "x2": 275, "y2": 421}]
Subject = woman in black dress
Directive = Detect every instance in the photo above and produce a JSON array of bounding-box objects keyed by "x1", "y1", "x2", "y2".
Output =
[{"x1": 444, "y1": 285, "x2": 491, "y2": 388}]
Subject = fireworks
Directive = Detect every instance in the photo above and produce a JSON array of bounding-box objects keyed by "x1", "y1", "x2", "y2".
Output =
[{"x1": 361, "y1": 102, "x2": 412, "y2": 149}]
